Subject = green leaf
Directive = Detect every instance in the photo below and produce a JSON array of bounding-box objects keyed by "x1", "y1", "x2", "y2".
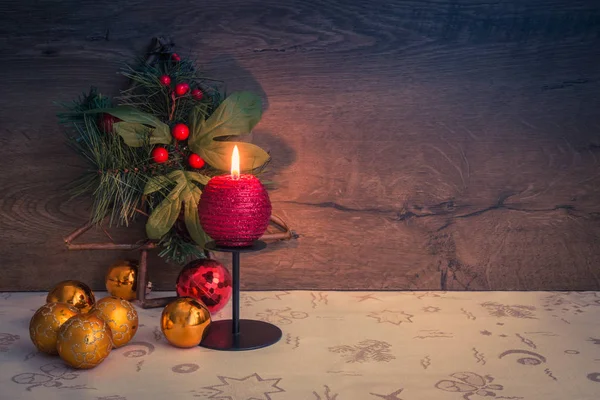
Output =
[
  {"x1": 189, "y1": 91, "x2": 262, "y2": 147},
  {"x1": 146, "y1": 181, "x2": 184, "y2": 240},
  {"x1": 99, "y1": 106, "x2": 165, "y2": 127},
  {"x1": 91, "y1": 106, "x2": 172, "y2": 147},
  {"x1": 186, "y1": 171, "x2": 211, "y2": 186},
  {"x1": 188, "y1": 91, "x2": 269, "y2": 171},
  {"x1": 143, "y1": 174, "x2": 175, "y2": 195},
  {"x1": 144, "y1": 171, "x2": 212, "y2": 244},
  {"x1": 183, "y1": 189, "x2": 210, "y2": 247},
  {"x1": 113, "y1": 121, "x2": 171, "y2": 147},
  {"x1": 195, "y1": 141, "x2": 270, "y2": 171}
]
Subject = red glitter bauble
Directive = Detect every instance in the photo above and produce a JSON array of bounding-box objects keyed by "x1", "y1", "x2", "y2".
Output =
[
  {"x1": 152, "y1": 147, "x2": 169, "y2": 163},
  {"x1": 175, "y1": 83, "x2": 190, "y2": 96},
  {"x1": 172, "y1": 123, "x2": 189, "y2": 141},
  {"x1": 176, "y1": 259, "x2": 232, "y2": 314},
  {"x1": 191, "y1": 89, "x2": 203, "y2": 101},
  {"x1": 159, "y1": 75, "x2": 171, "y2": 86},
  {"x1": 171, "y1": 53, "x2": 181, "y2": 62},
  {"x1": 198, "y1": 175, "x2": 271, "y2": 247},
  {"x1": 188, "y1": 153, "x2": 205, "y2": 169}
]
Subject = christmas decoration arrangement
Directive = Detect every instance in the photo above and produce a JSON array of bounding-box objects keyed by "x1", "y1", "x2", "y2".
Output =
[
  {"x1": 30, "y1": 280, "x2": 139, "y2": 369},
  {"x1": 58, "y1": 40, "x2": 273, "y2": 265},
  {"x1": 37, "y1": 39, "x2": 287, "y2": 360}
]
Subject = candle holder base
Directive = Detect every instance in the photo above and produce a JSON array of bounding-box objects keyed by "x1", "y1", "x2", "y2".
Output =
[
  {"x1": 201, "y1": 319, "x2": 282, "y2": 351},
  {"x1": 199, "y1": 240, "x2": 282, "y2": 351}
]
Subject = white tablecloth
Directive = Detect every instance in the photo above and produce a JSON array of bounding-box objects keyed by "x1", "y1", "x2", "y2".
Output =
[{"x1": 1, "y1": 291, "x2": 599, "y2": 399}]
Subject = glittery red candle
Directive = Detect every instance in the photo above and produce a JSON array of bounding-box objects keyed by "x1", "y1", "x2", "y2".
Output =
[
  {"x1": 199, "y1": 144, "x2": 271, "y2": 247},
  {"x1": 198, "y1": 174, "x2": 271, "y2": 247}
]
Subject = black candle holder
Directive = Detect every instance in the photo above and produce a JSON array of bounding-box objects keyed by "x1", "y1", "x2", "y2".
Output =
[{"x1": 199, "y1": 240, "x2": 282, "y2": 351}]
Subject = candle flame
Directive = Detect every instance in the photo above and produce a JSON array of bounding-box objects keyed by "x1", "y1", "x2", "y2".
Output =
[{"x1": 231, "y1": 145, "x2": 240, "y2": 179}]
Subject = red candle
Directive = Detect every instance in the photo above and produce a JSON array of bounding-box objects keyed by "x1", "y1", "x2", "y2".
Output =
[{"x1": 198, "y1": 146, "x2": 271, "y2": 247}]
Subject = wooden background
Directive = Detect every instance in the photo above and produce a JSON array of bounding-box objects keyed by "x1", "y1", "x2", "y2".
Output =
[{"x1": 1, "y1": 0, "x2": 599, "y2": 291}]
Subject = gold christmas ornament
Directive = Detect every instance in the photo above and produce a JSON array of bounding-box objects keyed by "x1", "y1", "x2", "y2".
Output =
[
  {"x1": 46, "y1": 280, "x2": 96, "y2": 313},
  {"x1": 57, "y1": 313, "x2": 113, "y2": 369},
  {"x1": 90, "y1": 296, "x2": 138, "y2": 348},
  {"x1": 105, "y1": 260, "x2": 138, "y2": 301},
  {"x1": 161, "y1": 297, "x2": 211, "y2": 348},
  {"x1": 29, "y1": 302, "x2": 80, "y2": 354}
]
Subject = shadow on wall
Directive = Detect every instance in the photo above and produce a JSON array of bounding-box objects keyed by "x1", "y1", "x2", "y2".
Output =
[
  {"x1": 201, "y1": 53, "x2": 297, "y2": 181},
  {"x1": 202, "y1": 54, "x2": 271, "y2": 111}
]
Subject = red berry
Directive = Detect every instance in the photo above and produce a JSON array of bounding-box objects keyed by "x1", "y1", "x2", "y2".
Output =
[
  {"x1": 175, "y1": 83, "x2": 189, "y2": 96},
  {"x1": 152, "y1": 147, "x2": 169, "y2": 164},
  {"x1": 159, "y1": 75, "x2": 171, "y2": 86},
  {"x1": 98, "y1": 113, "x2": 121, "y2": 133},
  {"x1": 171, "y1": 53, "x2": 181, "y2": 62},
  {"x1": 172, "y1": 123, "x2": 189, "y2": 141},
  {"x1": 188, "y1": 153, "x2": 205, "y2": 169},
  {"x1": 191, "y1": 89, "x2": 204, "y2": 101}
]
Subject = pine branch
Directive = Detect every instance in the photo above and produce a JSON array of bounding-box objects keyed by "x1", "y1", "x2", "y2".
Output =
[
  {"x1": 157, "y1": 229, "x2": 207, "y2": 264},
  {"x1": 59, "y1": 88, "x2": 156, "y2": 226}
]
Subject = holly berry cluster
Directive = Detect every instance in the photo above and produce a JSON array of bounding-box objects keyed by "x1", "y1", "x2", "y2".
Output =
[
  {"x1": 153, "y1": 53, "x2": 205, "y2": 169},
  {"x1": 150, "y1": 122, "x2": 205, "y2": 169}
]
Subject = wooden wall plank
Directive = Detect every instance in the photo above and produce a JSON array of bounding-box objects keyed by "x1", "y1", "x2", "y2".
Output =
[{"x1": 1, "y1": 0, "x2": 599, "y2": 291}]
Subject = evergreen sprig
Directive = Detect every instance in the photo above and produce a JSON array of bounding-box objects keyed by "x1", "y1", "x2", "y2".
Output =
[{"x1": 59, "y1": 88, "x2": 154, "y2": 226}]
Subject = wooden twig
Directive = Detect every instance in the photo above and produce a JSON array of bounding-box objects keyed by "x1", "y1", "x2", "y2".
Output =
[
  {"x1": 138, "y1": 296, "x2": 178, "y2": 308},
  {"x1": 134, "y1": 208, "x2": 149, "y2": 217},
  {"x1": 66, "y1": 243, "x2": 156, "y2": 251},
  {"x1": 261, "y1": 232, "x2": 293, "y2": 241},
  {"x1": 136, "y1": 249, "x2": 148, "y2": 303},
  {"x1": 260, "y1": 214, "x2": 299, "y2": 241},
  {"x1": 64, "y1": 220, "x2": 95, "y2": 244},
  {"x1": 269, "y1": 214, "x2": 289, "y2": 231},
  {"x1": 100, "y1": 226, "x2": 116, "y2": 243}
]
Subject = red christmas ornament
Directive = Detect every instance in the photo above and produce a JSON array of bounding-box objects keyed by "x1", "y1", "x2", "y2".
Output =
[
  {"x1": 159, "y1": 75, "x2": 171, "y2": 86},
  {"x1": 98, "y1": 113, "x2": 121, "y2": 133},
  {"x1": 172, "y1": 123, "x2": 189, "y2": 141},
  {"x1": 198, "y1": 175, "x2": 271, "y2": 247},
  {"x1": 152, "y1": 147, "x2": 169, "y2": 163},
  {"x1": 188, "y1": 153, "x2": 205, "y2": 169},
  {"x1": 171, "y1": 53, "x2": 181, "y2": 62},
  {"x1": 176, "y1": 259, "x2": 232, "y2": 314},
  {"x1": 175, "y1": 83, "x2": 190, "y2": 96},
  {"x1": 191, "y1": 89, "x2": 204, "y2": 101}
]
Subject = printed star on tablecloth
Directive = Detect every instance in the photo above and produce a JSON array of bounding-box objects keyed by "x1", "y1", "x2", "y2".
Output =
[
  {"x1": 370, "y1": 388, "x2": 404, "y2": 399},
  {"x1": 356, "y1": 294, "x2": 382, "y2": 302},
  {"x1": 368, "y1": 310, "x2": 413, "y2": 325},
  {"x1": 202, "y1": 373, "x2": 285, "y2": 399}
]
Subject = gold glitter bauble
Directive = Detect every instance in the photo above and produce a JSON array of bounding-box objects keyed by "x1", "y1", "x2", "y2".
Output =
[
  {"x1": 161, "y1": 297, "x2": 211, "y2": 348},
  {"x1": 29, "y1": 302, "x2": 80, "y2": 354},
  {"x1": 105, "y1": 260, "x2": 138, "y2": 301},
  {"x1": 46, "y1": 280, "x2": 96, "y2": 313},
  {"x1": 90, "y1": 296, "x2": 138, "y2": 348},
  {"x1": 57, "y1": 313, "x2": 113, "y2": 369}
]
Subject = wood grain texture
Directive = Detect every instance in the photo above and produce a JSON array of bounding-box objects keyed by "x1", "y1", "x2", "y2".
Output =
[{"x1": 1, "y1": 0, "x2": 599, "y2": 291}]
